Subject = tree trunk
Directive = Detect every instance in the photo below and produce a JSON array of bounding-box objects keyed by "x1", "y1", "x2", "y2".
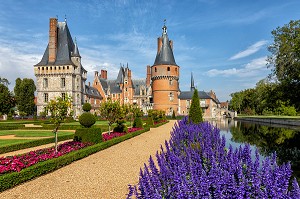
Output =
[
  {"x1": 53, "y1": 125, "x2": 59, "y2": 153},
  {"x1": 108, "y1": 124, "x2": 111, "y2": 135}
]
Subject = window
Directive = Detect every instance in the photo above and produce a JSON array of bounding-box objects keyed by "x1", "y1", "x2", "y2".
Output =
[
  {"x1": 155, "y1": 67, "x2": 157, "y2": 72},
  {"x1": 125, "y1": 80, "x2": 128, "y2": 84},
  {"x1": 169, "y1": 92, "x2": 174, "y2": 101},
  {"x1": 43, "y1": 78, "x2": 48, "y2": 88},
  {"x1": 61, "y1": 78, "x2": 66, "y2": 88},
  {"x1": 167, "y1": 67, "x2": 170, "y2": 71},
  {"x1": 175, "y1": 68, "x2": 177, "y2": 73},
  {"x1": 62, "y1": 93, "x2": 66, "y2": 100},
  {"x1": 44, "y1": 93, "x2": 49, "y2": 102},
  {"x1": 169, "y1": 80, "x2": 172, "y2": 85},
  {"x1": 125, "y1": 97, "x2": 128, "y2": 103},
  {"x1": 141, "y1": 89, "x2": 145, "y2": 95},
  {"x1": 125, "y1": 88, "x2": 128, "y2": 92}
]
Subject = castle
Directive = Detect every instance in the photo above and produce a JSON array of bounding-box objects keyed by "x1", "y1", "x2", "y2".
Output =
[{"x1": 34, "y1": 18, "x2": 224, "y2": 118}]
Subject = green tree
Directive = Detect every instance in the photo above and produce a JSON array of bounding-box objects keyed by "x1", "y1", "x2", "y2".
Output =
[
  {"x1": 14, "y1": 78, "x2": 36, "y2": 116},
  {"x1": 46, "y1": 95, "x2": 73, "y2": 153},
  {"x1": 229, "y1": 91, "x2": 244, "y2": 114},
  {"x1": 99, "y1": 100, "x2": 123, "y2": 133},
  {"x1": 267, "y1": 20, "x2": 300, "y2": 110},
  {"x1": 0, "y1": 84, "x2": 15, "y2": 115},
  {"x1": 188, "y1": 89, "x2": 203, "y2": 124},
  {"x1": 0, "y1": 77, "x2": 10, "y2": 86}
]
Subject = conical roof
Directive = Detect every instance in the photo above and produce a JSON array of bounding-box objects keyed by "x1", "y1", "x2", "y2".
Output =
[{"x1": 153, "y1": 25, "x2": 177, "y2": 66}]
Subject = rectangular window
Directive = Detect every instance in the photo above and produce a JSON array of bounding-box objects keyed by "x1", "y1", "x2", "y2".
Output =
[
  {"x1": 43, "y1": 78, "x2": 48, "y2": 88},
  {"x1": 44, "y1": 93, "x2": 49, "y2": 102},
  {"x1": 61, "y1": 78, "x2": 66, "y2": 88},
  {"x1": 62, "y1": 93, "x2": 66, "y2": 101},
  {"x1": 169, "y1": 92, "x2": 174, "y2": 101}
]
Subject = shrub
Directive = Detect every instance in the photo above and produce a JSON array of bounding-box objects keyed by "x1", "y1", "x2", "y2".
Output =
[
  {"x1": 79, "y1": 112, "x2": 96, "y2": 128},
  {"x1": 147, "y1": 116, "x2": 154, "y2": 126},
  {"x1": 82, "y1": 103, "x2": 92, "y2": 112},
  {"x1": 113, "y1": 120, "x2": 128, "y2": 133},
  {"x1": 133, "y1": 117, "x2": 143, "y2": 128},
  {"x1": 74, "y1": 127, "x2": 102, "y2": 144},
  {"x1": 172, "y1": 110, "x2": 176, "y2": 119}
]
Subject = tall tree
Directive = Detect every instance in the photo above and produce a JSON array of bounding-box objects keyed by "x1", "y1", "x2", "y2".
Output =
[
  {"x1": 188, "y1": 89, "x2": 203, "y2": 124},
  {"x1": 0, "y1": 77, "x2": 10, "y2": 86},
  {"x1": 0, "y1": 84, "x2": 15, "y2": 115},
  {"x1": 99, "y1": 100, "x2": 124, "y2": 133},
  {"x1": 14, "y1": 78, "x2": 36, "y2": 116},
  {"x1": 267, "y1": 20, "x2": 300, "y2": 110},
  {"x1": 46, "y1": 95, "x2": 73, "y2": 153}
]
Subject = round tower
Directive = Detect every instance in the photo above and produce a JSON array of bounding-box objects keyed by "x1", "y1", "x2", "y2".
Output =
[{"x1": 151, "y1": 24, "x2": 180, "y2": 115}]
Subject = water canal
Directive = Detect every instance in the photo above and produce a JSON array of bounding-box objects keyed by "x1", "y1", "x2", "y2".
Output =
[{"x1": 210, "y1": 118, "x2": 300, "y2": 182}]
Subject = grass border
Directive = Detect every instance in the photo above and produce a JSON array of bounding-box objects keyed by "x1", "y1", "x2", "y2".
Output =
[{"x1": 0, "y1": 126, "x2": 150, "y2": 192}]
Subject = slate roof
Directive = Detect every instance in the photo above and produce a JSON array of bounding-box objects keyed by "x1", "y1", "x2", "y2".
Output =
[
  {"x1": 153, "y1": 25, "x2": 177, "y2": 66},
  {"x1": 132, "y1": 79, "x2": 146, "y2": 95},
  {"x1": 178, "y1": 91, "x2": 212, "y2": 100},
  {"x1": 107, "y1": 80, "x2": 122, "y2": 94},
  {"x1": 35, "y1": 22, "x2": 81, "y2": 66},
  {"x1": 85, "y1": 85, "x2": 102, "y2": 99}
]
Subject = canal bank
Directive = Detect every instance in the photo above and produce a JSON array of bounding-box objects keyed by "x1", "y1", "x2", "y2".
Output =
[{"x1": 235, "y1": 116, "x2": 300, "y2": 126}]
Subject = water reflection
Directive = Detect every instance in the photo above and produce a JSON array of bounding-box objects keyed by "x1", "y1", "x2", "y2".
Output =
[{"x1": 209, "y1": 118, "x2": 300, "y2": 181}]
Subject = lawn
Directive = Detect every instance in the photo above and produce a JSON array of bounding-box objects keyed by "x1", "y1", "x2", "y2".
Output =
[
  {"x1": 0, "y1": 139, "x2": 35, "y2": 147},
  {"x1": 0, "y1": 130, "x2": 74, "y2": 137},
  {"x1": 237, "y1": 115, "x2": 300, "y2": 120}
]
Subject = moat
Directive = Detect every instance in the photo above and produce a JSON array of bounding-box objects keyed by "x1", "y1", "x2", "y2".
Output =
[{"x1": 211, "y1": 118, "x2": 300, "y2": 182}]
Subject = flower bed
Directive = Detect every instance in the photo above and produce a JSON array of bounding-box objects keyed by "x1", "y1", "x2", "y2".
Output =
[
  {"x1": 127, "y1": 117, "x2": 300, "y2": 198},
  {"x1": 102, "y1": 127, "x2": 142, "y2": 141},
  {"x1": 0, "y1": 141, "x2": 92, "y2": 175}
]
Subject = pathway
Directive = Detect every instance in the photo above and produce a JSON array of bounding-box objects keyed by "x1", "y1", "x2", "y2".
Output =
[{"x1": 0, "y1": 120, "x2": 177, "y2": 199}]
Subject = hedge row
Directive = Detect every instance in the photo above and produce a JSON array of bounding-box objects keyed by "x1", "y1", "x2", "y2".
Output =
[
  {"x1": 74, "y1": 128, "x2": 102, "y2": 144},
  {"x1": 0, "y1": 127, "x2": 150, "y2": 192},
  {"x1": 149, "y1": 120, "x2": 169, "y2": 128},
  {"x1": 0, "y1": 124, "x2": 25, "y2": 130},
  {"x1": 0, "y1": 134, "x2": 74, "y2": 155}
]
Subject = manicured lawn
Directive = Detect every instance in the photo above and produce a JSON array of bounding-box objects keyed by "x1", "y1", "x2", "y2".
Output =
[
  {"x1": 237, "y1": 115, "x2": 300, "y2": 120},
  {"x1": 0, "y1": 130, "x2": 74, "y2": 137},
  {"x1": 63, "y1": 120, "x2": 132, "y2": 126},
  {"x1": 0, "y1": 139, "x2": 35, "y2": 147}
]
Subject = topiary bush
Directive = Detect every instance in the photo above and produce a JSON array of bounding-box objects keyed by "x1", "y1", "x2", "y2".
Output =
[
  {"x1": 113, "y1": 120, "x2": 128, "y2": 133},
  {"x1": 82, "y1": 103, "x2": 92, "y2": 112},
  {"x1": 74, "y1": 127, "x2": 102, "y2": 144},
  {"x1": 188, "y1": 89, "x2": 203, "y2": 124},
  {"x1": 79, "y1": 112, "x2": 96, "y2": 128},
  {"x1": 147, "y1": 116, "x2": 154, "y2": 126},
  {"x1": 133, "y1": 117, "x2": 143, "y2": 128}
]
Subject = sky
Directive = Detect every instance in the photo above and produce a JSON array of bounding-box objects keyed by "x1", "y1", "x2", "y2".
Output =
[{"x1": 1, "y1": 0, "x2": 300, "y2": 102}]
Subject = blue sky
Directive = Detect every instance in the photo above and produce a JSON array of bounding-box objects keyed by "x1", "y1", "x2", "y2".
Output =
[{"x1": 1, "y1": 0, "x2": 300, "y2": 101}]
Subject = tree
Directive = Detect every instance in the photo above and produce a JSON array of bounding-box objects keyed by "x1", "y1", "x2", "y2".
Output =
[
  {"x1": 0, "y1": 84, "x2": 15, "y2": 115},
  {"x1": 46, "y1": 95, "x2": 73, "y2": 153},
  {"x1": 267, "y1": 20, "x2": 300, "y2": 110},
  {"x1": 188, "y1": 89, "x2": 203, "y2": 124},
  {"x1": 14, "y1": 78, "x2": 36, "y2": 116},
  {"x1": 0, "y1": 77, "x2": 10, "y2": 86},
  {"x1": 99, "y1": 100, "x2": 123, "y2": 133}
]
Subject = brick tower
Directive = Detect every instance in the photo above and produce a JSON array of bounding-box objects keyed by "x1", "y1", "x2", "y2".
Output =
[{"x1": 151, "y1": 23, "x2": 180, "y2": 115}]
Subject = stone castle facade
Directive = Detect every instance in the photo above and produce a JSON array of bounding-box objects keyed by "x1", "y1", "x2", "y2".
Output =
[{"x1": 34, "y1": 18, "x2": 224, "y2": 118}]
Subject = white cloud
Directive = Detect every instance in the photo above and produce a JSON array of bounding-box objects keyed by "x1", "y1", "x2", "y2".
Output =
[
  {"x1": 229, "y1": 40, "x2": 268, "y2": 60},
  {"x1": 206, "y1": 56, "x2": 268, "y2": 77}
]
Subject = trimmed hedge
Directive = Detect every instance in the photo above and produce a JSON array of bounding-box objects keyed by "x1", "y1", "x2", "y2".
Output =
[
  {"x1": 133, "y1": 117, "x2": 143, "y2": 128},
  {"x1": 0, "y1": 134, "x2": 74, "y2": 155},
  {"x1": 0, "y1": 124, "x2": 25, "y2": 130},
  {"x1": 0, "y1": 127, "x2": 149, "y2": 192},
  {"x1": 149, "y1": 120, "x2": 169, "y2": 128},
  {"x1": 74, "y1": 128, "x2": 102, "y2": 144}
]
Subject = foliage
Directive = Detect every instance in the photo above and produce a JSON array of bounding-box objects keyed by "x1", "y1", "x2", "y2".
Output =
[
  {"x1": 0, "y1": 84, "x2": 15, "y2": 115},
  {"x1": 0, "y1": 141, "x2": 91, "y2": 174},
  {"x1": 79, "y1": 112, "x2": 96, "y2": 128},
  {"x1": 267, "y1": 20, "x2": 300, "y2": 111},
  {"x1": 0, "y1": 134, "x2": 73, "y2": 154},
  {"x1": 113, "y1": 120, "x2": 128, "y2": 133},
  {"x1": 0, "y1": 127, "x2": 149, "y2": 192},
  {"x1": 14, "y1": 78, "x2": 36, "y2": 116},
  {"x1": 172, "y1": 110, "x2": 176, "y2": 119},
  {"x1": 82, "y1": 103, "x2": 92, "y2": 112},
  {"x1": 146, "y1": 116, "x2": 154, "y2": 126},
  {"x1": 274, "y1": 102, "x2": 297, "y2": 116},
  {"x1": 46, "y1": 94, "x2": 73, "y2": 153},
  {"x1": 74, "y1": 128, "x2": 102, "y2": 144},
  {"x1": 148, "y1": 109, "x2": 166, "y2": 122},
  {"x1": 102, "y1": 127, "x2": 143, "y2": 141},
  {"x1": 133, "y1": 117, "x2": 143, "y2": 128},
  {"x1": 98, "y1": 100, "x2": 124, "y2": 133},
  {"x1": 188, "y1": 89, "x2": 203, "y2": 123},
  {"x1": 0, "y1": 77, "x2": 10, "y2": 86},
  {"x1": 127, "y1": 117, "x2": 300, "y2": 198}
]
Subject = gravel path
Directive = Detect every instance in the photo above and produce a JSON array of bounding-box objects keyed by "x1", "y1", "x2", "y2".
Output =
[{"x1": 0, "y1": 120, "x2": 177, "y2": 199}]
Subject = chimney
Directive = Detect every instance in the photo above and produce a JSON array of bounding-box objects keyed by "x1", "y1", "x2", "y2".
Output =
[
  {"x1": 49, "y1": 18, "x2": 58, "y2": 63},
  {"x1": 128, "y1": 69, "x2": 131, "y2": 79},
  {"x1": 157, "y1": 37, "x2": 162, "y2": 53},
  {"x1": 101, "y1": 69, "x2": 107, "y2": 79},
  {"x1": 146, "y1": 65, "x2": 151, "y2": 86},
  {"x1": 169, "y1": 40, "x2": 173, "y2": 50}
]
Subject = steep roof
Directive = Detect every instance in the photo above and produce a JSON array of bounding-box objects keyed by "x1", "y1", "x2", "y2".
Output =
[
  {"x1": 85, "y1": 85, "x2": 102, "y2": 99},
  {"x1": 132, "y1": 79, "x2": 146, "y2": 95},
  {"x1": 178, "y1": 91, "x2": 211, "y2": 100},
  {"x1": 153, "y1": 25, "x2": 177, "y2": 66},
  {"x1": 35, "y1": 21, "x2": 80, "y2": 66}
]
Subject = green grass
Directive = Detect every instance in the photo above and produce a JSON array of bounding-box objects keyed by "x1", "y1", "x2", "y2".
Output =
[
  {"x1": 0, "y1": 139, "x2": 35, "y2": 147},
  {"x1": 0, "y1": 130, "x2": 74, "y2": 137}
]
